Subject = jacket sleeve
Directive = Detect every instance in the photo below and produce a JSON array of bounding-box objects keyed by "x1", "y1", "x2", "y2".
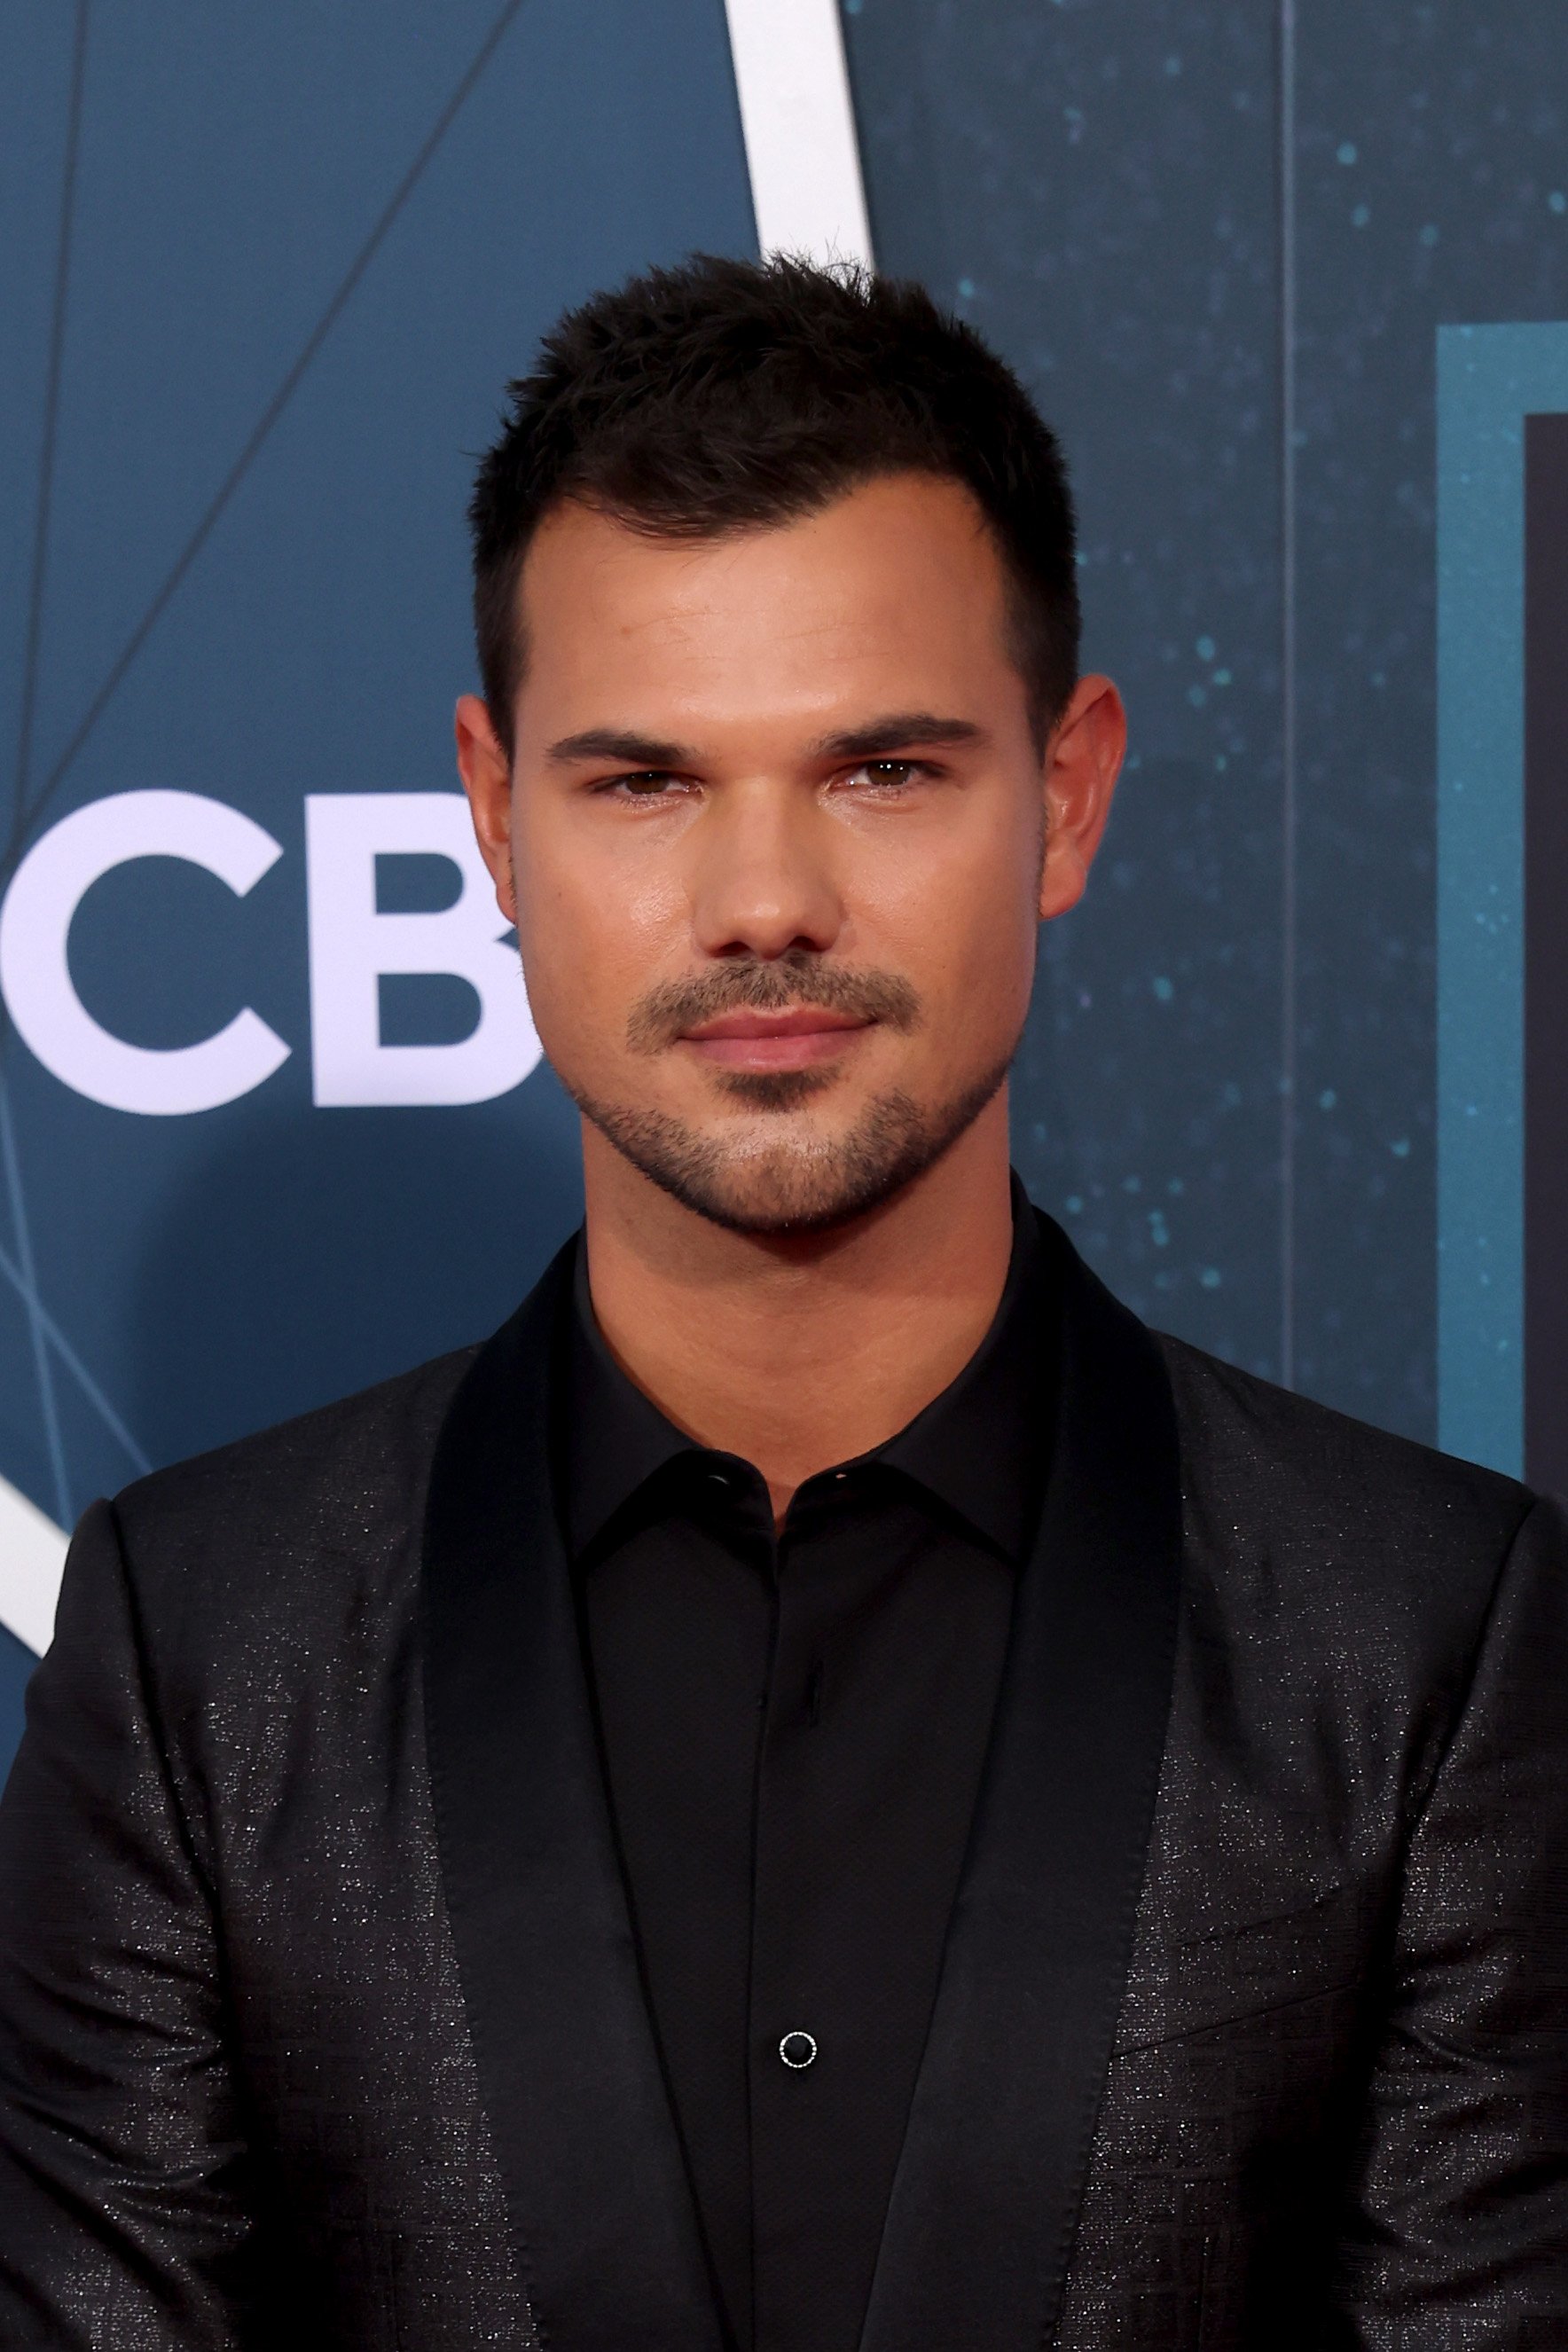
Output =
[
  {"x1": 1334, "y1": 1493, "x2": 1568, "y2": 2347},
  {"x1": 0, "y1": 1498, "x2": 261, "y2": 2350}
]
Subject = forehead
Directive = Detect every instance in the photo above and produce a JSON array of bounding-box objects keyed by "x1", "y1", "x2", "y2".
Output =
[{"x1": 511, "y1": 474, "x2": 1023, "y2": 734}]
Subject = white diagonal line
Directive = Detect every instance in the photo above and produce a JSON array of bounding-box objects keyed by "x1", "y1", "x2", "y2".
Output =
[
  {"x1": 0, "y1": 1471, "x2": 66, "y2": 1657},
  {"x1": 724, "y1": 0, "x2": 874, "y2": 267},
  {"x1": 0, "y1": 1077, "x2": 70, "y2": 1526},
  {"x1": 0, "y1": 1240, "x2": 149, "y2": 1475}
]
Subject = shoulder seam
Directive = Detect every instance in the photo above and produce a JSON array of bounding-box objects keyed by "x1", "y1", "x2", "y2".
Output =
[{"x1": 1402, "y1": 1490, "x2": 1547, "y2": 1833}]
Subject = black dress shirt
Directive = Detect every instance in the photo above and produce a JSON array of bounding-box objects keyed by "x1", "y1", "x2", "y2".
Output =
[{"x1": 557, "y1": 1197, "x2": 1055, "y2": 2352}]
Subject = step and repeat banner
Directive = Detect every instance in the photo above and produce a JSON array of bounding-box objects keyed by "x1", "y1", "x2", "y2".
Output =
[{"x1": 2, "y1": 0, "x2": 1566, "y2": 1768}]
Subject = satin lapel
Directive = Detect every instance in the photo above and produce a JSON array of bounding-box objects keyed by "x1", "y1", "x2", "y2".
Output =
[
  {"x1": 421, "y1": 1246, "x2": 725, "y2": 2352},
  {"x1": 860, "y1": 1221, "x2": 1183, "y2": 2352}
]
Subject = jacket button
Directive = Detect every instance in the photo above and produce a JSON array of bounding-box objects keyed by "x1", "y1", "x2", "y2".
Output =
[{"x1": 779, "y1": 2030, "x2": 817, "y2": 2069}]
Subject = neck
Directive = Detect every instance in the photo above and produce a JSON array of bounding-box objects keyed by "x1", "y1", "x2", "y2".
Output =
[{"x1": 580, "y1": 1093, "x2": 1016, "y2": 1517}]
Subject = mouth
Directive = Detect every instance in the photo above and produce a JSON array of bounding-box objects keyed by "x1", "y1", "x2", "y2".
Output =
[{"x1": 681, "y1": 1006, "x2": 874, "y2": 1073}]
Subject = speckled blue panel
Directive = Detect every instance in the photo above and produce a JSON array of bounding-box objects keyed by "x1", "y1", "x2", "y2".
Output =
[
  {"x1": 1435, "y1": 325, "x2": 1568, "y2": 1477},
  {"x1": 843, "y1": 0, "x2": 1568, "y2": 1439},
  {"x1": 1291, "y1": 9, "x2": 1568, "y2": 1439},
  {"x1": 843, "y1": 0, "x2": 1287, "y2": 1385}
]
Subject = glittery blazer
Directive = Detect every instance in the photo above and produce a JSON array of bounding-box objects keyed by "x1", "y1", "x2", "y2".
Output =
[{"x1": 2, "y1": 1219, "x2": 1567, "y2": 2351}]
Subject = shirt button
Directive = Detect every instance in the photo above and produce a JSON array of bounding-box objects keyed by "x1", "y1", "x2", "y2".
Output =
[{"x1": 779, "y1": 2030, "x2": 817, "y2": 2070}]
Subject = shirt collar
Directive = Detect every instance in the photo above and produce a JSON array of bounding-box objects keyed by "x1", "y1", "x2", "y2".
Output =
[
  {"x1": 871, "y1": 1188, "x2": 1051, "y2": 1558},
  {"x1": 560, "y1": 1177, "x2": 1056, "y2": 1564}
]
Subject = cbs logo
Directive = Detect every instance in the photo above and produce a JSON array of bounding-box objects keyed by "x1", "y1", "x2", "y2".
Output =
[{"x1": 0, "y1": 790, "x2": 540, "y2": 1115}]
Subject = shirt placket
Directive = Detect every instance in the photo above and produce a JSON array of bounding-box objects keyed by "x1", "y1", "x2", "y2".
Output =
[{"x1": 746, "y1": 1492, "x2": 848, "y2": 2350}]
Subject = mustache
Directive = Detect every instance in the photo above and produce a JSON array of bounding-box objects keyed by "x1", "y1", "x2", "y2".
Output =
[{"x1": 626, "y1": 952, "x2": 921, "y2": 1054}]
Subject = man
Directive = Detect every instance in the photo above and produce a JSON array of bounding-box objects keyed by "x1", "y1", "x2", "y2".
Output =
[{"x1": 1, "y1": 255, "x2": 1565, "y2": 2352}]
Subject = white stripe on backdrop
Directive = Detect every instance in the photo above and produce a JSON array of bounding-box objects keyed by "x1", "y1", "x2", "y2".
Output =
[
  {"x1": 0, "y1": 1476, "x2": 65, "y2": 1657},
  {"x1": 723, "y1": 0, "x2": 874, "y2": 268}
]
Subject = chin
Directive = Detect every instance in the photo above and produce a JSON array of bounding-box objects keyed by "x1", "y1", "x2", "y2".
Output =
[{"x1": 572, "y1": 1060, "x2": 1012, "y2": 1236}]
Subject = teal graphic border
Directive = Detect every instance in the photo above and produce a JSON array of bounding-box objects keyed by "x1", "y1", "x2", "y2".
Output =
[{"x1": 1437, "y1": 323, "x2": 1568, "y2": 1474}]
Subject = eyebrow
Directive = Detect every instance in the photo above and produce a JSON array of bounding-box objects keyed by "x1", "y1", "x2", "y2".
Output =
[
  {"x1": 808, "y1": 713, "x2": 988, "y2": 760},
  {"x1": 546, "y1": 713, "x2": 989, "y2": 769},
  {"x1": 545, "y1": 727, "x2": 695, "y2": 768}
]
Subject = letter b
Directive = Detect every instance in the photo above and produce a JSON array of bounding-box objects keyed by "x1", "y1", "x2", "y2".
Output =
[{"x1": 304, "y1": 794, "x2": 540, "y2": 1107}]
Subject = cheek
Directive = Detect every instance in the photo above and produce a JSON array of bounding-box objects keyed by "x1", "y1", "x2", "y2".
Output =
[
  {"x1": 854, "y1": 819, "x2": 1040, "y2": 1031},
  {"x1": 509, "y1": 808, "x2": 690, "y2": 1051}
]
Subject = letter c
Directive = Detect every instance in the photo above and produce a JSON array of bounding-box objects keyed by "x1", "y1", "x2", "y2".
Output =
[{"x1": 0, "y1": 790, "x2": 290, "y2": 1115}]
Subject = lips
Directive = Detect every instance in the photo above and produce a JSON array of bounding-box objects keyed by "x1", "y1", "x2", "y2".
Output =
[{"x1": 682, "y1": 1006, "x2": 872, "y2": 1072}]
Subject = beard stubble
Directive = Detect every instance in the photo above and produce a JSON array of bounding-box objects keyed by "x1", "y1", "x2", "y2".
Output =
[{"x1": 565, "y1": 951, "x2": 1016, "y2": 1235}]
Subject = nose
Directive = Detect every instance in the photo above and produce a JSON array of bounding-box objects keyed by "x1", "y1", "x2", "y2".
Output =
[{"x1": 688, "y1": 779, "x2": 844, "y2": 962}]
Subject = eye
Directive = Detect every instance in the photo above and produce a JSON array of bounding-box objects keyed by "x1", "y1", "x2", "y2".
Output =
[
  {"x1": 839, "y1": 759, "x2": 930, "y2": 793},
  {"x1": 599, "y1": 771, "x2": 693, "y2": 800}
]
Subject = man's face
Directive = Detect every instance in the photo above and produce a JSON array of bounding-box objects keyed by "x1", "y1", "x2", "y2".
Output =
[{"x1": 458, "y1": 473, "x2": 1121, "y2": 1234}]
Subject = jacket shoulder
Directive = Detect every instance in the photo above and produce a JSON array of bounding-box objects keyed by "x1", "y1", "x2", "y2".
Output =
[
  {"x1": 105, "y1": 1346, "x2": 482, "y2": 1624},
  {"x1": 1157, "y1": 1333, "x2": 1535, "y2": 1586}
]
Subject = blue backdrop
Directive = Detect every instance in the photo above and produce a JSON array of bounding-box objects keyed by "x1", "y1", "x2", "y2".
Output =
[{"x1": 2, "y1": 0, "x2": 1566, "y2": 1769}]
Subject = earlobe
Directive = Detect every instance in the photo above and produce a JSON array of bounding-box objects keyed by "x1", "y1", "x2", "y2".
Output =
[{"x1": 1039, "y1": 841, "x2": 1089, "y2": 922}]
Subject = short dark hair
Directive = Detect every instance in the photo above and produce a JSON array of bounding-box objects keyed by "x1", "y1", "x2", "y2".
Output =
[{"x1": 469, "y1": 254, "x2": 1079, "y2": 753}]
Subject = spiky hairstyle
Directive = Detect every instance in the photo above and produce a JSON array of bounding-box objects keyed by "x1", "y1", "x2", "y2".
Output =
[{"x1": 470, "y1": 254, "x2": 1079, "y2": 749}]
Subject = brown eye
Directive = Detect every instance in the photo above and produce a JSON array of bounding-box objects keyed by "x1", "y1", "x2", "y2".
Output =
[{"x1": 845, "y1": 760, "x2": 920, "y2": 790}]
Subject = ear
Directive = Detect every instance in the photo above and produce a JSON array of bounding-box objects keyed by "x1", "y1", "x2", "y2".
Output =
[
  {"x1": 455, "y1": 693, "x2": 517, "y2": 924},
  {"x1": 1038, "y1": 674, "x2": 1126, "y2": 921}
]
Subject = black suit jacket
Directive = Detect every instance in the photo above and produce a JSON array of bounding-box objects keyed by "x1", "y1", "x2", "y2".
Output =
[{"x1": 2, "y1": 1219, "x2": 1566, "y2": 2350}]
